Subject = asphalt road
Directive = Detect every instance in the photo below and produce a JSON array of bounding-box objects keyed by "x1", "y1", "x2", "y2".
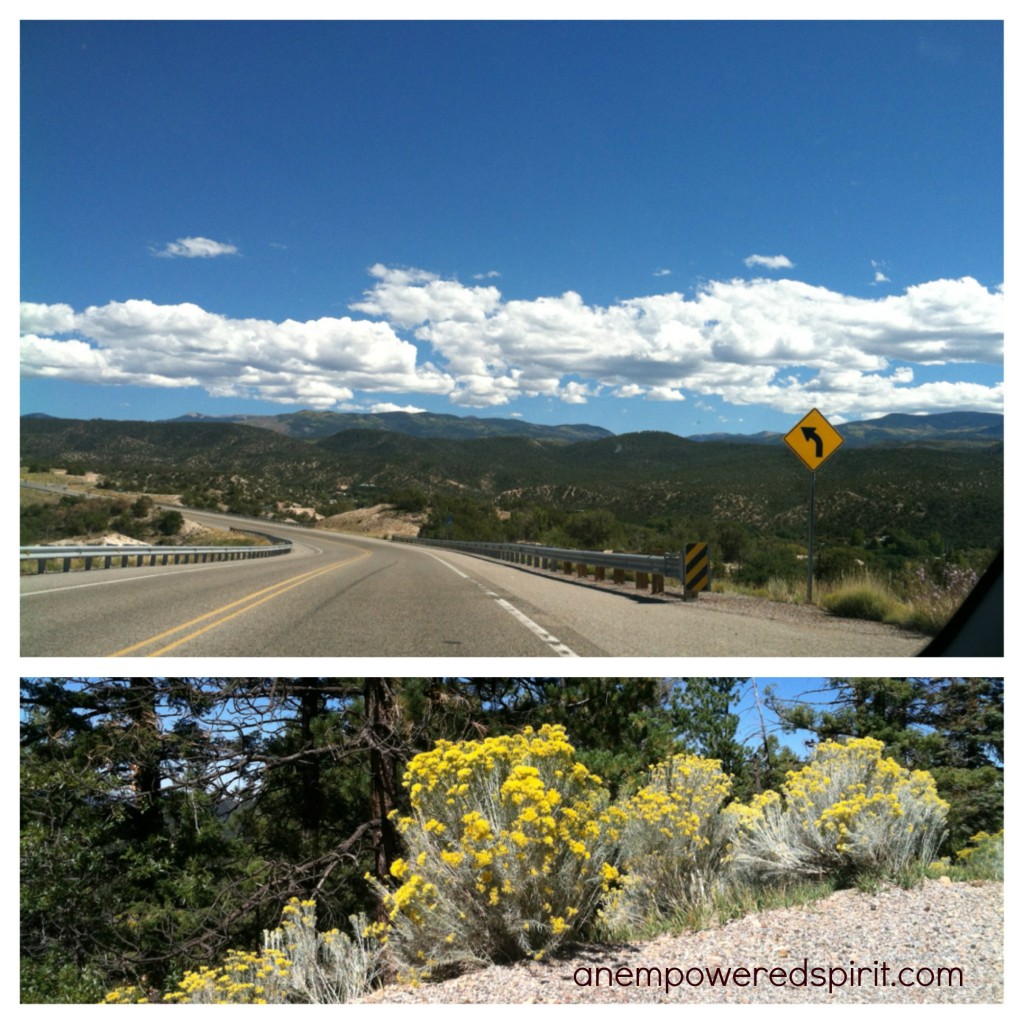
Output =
[{"x1": 21, "y1": 511, "x2": 928, "y2": 658}]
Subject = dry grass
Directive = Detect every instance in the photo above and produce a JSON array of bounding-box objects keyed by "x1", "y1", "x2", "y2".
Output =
[{"x1": 715, "y1": 570, "x2": 960, "y2": 636}]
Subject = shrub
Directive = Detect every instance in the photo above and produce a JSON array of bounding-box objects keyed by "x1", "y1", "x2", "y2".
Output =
[
  {"x1": 368, "y1": 724, "x2": 619, "y2": 978},
  {"x1": 954, "y1": 829, "x2": 1003, "y2": 880},
  {"x1": 24, "y1": 957, "x2": 108, "y2": 1004},
  {"x1": 728, "y1": 738, "x2": 948, "y2": 885},
  {"x1": 130, "y1": 495, "x2": 155, "y2": 518},
  {"x1": 734, "y1": 544, "x2": 802, "y2": 587},
  {"x1": 814, "y1": 546, "x2": 868, "y2": 583},
  {"x1": 821, "y1": 581, "x2": 903, "y2": 623},
  {"x1": 607, "y1": 754, "x2": 734, "y2": 928},
  {"x1": 102, "y1": 898, "x2": 383, "y2": 1004},
  {"x1": 155, "y1": 509, "x2": 185, "y2": 536},
  {"x1": 902, "y1": 561, "x2": 982, "y2": 635}
]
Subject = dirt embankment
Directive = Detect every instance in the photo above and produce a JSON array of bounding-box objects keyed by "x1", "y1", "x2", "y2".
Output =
[{"x1": 317, "y1": 503, "x2": 426, "y2": 539}]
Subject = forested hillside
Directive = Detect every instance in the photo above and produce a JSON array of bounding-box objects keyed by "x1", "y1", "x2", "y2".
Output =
[
  {"x1": 167, "y1": 409, "x2": 613, "y2": 442},
  {"x1": 19, "y1": 416, "x2": 1003, "y2": 553}
]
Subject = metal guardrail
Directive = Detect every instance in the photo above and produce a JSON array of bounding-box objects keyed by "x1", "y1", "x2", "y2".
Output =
[
  {"x1": 20, "y1": 529, "x2": 292, "y2": 575},
  {"x1": 392, "y1": 536, "x2": 709, "y2": 596}
]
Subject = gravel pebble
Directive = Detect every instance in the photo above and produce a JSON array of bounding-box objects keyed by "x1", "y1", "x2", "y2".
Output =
[{"x1": 359, "y1": 880, "x2": 1002, "y2": 1004}]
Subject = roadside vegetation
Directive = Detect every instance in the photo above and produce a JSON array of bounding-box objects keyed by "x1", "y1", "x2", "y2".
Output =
[
  {"x1": 21, "y1": 490, "x2": 184, "y2": 545},
  {"x1": 21, "y1": 465, "x2": 991, "y2": 633},
  {"x1": 21, "y1": 679, "x2": 1001, "y2": 1004},
  {"x1": 715, "y1": 559, "x2": 984, "y2": 635},
  {"x1": 20, "y1": 477, "x2": 272, "y2": 551}
]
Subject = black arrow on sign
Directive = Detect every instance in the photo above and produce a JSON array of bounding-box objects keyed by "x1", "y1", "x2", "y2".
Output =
[{"x1": 801, "y1": 426, "x2": 823, "y2": 458}]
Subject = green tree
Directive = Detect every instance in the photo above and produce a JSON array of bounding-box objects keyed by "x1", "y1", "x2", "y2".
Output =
[
  {"x1": 439, "y1": 679, "x2": 749, "y2": 799},
  {"x1": 734, "y1": 542, "x2": 803, "y2": 586},
  {"x1": 155, "y1": 509, "x2": 185, "y2": 536},
  {"x1": 420, "y1": 494, "x2": 506, "y2": 541},
  {"x1": 669, "y1": 677, "x2": 747, "y2": 781},
  {"x1": 563, "y1": 508, "x2": 621, "y2": 550},
  {"x1": 715, "y1": 521, "x2": 748, "y2": 563},
  {"x1": 131, "y1": 495, "x2": 154, "y2": 518},
  {"x1": 21, "y1": 680, "x2": 268, "y2": 999}
]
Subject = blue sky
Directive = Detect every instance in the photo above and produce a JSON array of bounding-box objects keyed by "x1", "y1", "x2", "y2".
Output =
[
  {"x1": 20, "y1": 19, "x2": 1004, "y2": 436},
  {"x1": 737, "y1": 678, "x2": 828, "y2": 754}
]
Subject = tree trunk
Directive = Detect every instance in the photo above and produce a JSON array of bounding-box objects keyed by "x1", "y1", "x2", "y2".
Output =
[
  {"x1": 365, "y1": 679, "x2": 401, "y2": 918},
  {"x1": 298, "y1": 688, "x2": 323, "y2": 860},
  {"x1": 126, "y1": 680, "x2": 163, "y2": 840}
]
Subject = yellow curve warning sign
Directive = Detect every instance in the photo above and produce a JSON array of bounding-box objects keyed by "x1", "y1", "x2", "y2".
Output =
[{"x1": 784, "y1": 408, "x2": 845, "y2": 472}]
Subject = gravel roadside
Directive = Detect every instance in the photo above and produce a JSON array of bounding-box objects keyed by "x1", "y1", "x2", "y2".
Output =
[{"x1": 359, "y1": 880, "x2": 1002, "y2": 1004}]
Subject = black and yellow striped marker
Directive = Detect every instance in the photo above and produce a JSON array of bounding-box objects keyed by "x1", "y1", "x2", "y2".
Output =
[{"x1": 684, "y1": 542, "x2": 710, "y2": 598}]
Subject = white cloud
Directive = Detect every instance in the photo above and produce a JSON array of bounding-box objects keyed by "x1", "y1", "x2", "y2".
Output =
[
  {"x1": 653, "y1": 268, "x2": 671, "y2": 277},
  {"x1": 19, "y1": 298, "x2": 453, "y2": 409},
  {"x1": 646, "y1": 387, "x2": 687, "y2": 402},
  {"x1": 744, "y1": 254, "x2": 795, "y2": 270},
  {"x1": 352, "y1": 264, "x2": 501, "y2": 329},
  {"x1": 872, "y1": 259, "x2": 891, "y2": 284},
  {"x1": 20, "y1": 302, "x2": 76, "y2": 335},
  {"x1": 356, "y1": 267, "x2": 1001, "y2": 412},
  {"x1": 558, "y1": 381, "x2": 595, "y2": 404},
  {"x1": 154, "y1": 236, "x2": 239, "y2": 258},
  {"x1": 20, "y1": 266, "x2": 1003, "y2": 418},
  {"x1": 370, "y1": 403, "x2": 426, "y2": 414}
]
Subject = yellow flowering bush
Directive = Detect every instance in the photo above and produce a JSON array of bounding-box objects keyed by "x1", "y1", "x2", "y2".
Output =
[
  {"x1": 102, "y1": 985, "x2": 151, "y2": 1004},
  {"x1": 102, "y1": 898, "x2": 383, "y2": 1004},
  {"x1": 728, "y1": 738, "x2": 948, "y2": 882},
  {"x1": 954, "y1": 829, "x2": 1003, "y2": 879},
  {"x1": 158, "y1": 944, "x2": 293, "y2": 1004},
  {"x1": 369, "y1": 724, "x2": 619, "y2": 976},
  {"x1": 607, "y1": 754, "x2": 734, "y2": 926}
]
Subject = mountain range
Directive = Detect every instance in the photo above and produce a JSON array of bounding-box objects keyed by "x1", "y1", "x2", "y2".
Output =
[
  {"x1": 37, "y1": 406, "x2": 990, "y2": 447},
  {"x1": 688, "y1": 411, "x2": 1003, "y2": 448},
  {"x1": 163, "y1": 409, "x2": 613, "y2": 443},
  {"x1": 20, "y1": 410, "x2": 1003, "y2": 551},
  {"x1": 23, "y1": 407, "x2": 1003, "y2": 448}
]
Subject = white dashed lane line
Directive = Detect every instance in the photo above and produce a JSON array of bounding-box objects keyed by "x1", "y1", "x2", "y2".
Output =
[{"x1": 423, "y1": 552, "x2": 579, "y2": 657}]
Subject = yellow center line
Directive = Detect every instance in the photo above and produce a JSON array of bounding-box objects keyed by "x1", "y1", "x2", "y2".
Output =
[{"x1": 107, "y1": 551, "x2": 371, "y2": 657}]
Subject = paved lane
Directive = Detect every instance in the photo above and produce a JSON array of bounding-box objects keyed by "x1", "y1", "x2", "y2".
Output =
[
  {"x1": 20, "y1": 517, "x2": 586, "y2": 657},
  {"x1": 21, "y1": 513, "x2": 928, "y2": 657}
]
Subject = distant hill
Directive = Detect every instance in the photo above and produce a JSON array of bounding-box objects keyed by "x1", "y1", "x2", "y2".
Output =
[
  {"x1": 165, "y1": 409, "x2": 613, "y2": 443},
  {"x1": 836, "y1": 411, "x2": 1003, "y2": 446},
  {"x1": 688, "y1": 411, "x2": 1002, "y2": 448},
  {"x1": 20, "y1": 414, "x2": 1003, "y2": 551},
  {"x1": 27, "y1": 407, "x2": 1000, "y2": 447}
]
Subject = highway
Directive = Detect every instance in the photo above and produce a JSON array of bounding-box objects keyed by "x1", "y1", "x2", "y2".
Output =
[{"x1": 20, "y1": 511, "x2": 928, "y2": 658}]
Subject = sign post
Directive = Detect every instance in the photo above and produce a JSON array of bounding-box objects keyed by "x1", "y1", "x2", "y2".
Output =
[{"x1": 783, "y1": 408, "x2": 844, "y2": 602}]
